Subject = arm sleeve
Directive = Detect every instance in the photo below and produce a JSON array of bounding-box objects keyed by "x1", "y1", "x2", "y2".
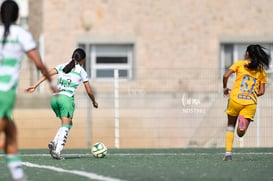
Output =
[
  {"x1": 229, "y1": 61, "x2": 241, "y2": 72},
  {"x1": 20, "y1": 29, "x2": 36, "y2": 52},
  {"x1": 260, "y1": 70, "x2": 267, "y2": 84},
  {"x1": 55, "y1": 64, "x2": 63, "y2": 74},
  {"x1": 81, "y1": 68, "x2": 89, "y2": 82}
]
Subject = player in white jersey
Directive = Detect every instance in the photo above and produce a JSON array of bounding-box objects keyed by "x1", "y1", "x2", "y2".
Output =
[
  {"x1": 25, "y1": 48, "x2": 98, "y2": 160},
  {"x1": 0, "y1": 1, "x2": 58, "y2": 180}
]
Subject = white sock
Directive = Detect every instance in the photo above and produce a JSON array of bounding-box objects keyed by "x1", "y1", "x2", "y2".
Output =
[
  {"x1": 225, "y1": 152, "x2": 232, "y2": 156},
  {"x1": 6, "y1": 154, "x2": 24, "y2": 180},
  {"x1": 55, "y1": 127, "x2": 69, "y2": 153},
  {"x1": 53, "y1": 127, "x2": 63, "y2": 143}
]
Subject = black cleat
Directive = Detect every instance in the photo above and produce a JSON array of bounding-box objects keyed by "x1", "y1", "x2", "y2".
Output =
[
  {"x1": 51, "y1": 150, "x2": 64, "y2": 160},
  {"x1": 223, "y1": 155, "x2": 232, "y2": 161},
  {"x1": 48, "y1": 141, "x2": 56, "y2": 155}
]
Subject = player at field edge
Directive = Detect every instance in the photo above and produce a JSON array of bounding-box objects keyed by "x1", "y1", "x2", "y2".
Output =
[
  {"x1": 222, "y1": 44, "x2": 270, "y2": 161},
  {"x1": 25, "y1": 48, "x2": 98, "y2": 160},
  {"x1": 0, "y1": 0, "x2": 58, "y2": 180}
]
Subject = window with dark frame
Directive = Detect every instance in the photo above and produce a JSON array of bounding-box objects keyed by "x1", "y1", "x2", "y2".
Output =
[{"x1": 79, "y1": 44, "x2": 134, "y2": 80}]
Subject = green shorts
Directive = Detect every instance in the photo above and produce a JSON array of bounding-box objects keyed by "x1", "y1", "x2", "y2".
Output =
[
  {"x1": 0, "y1": 89, "x2": 16, "y2": 121},
  {"x1": 51, "y1": 94, "x2": 75, "y2": 119}
]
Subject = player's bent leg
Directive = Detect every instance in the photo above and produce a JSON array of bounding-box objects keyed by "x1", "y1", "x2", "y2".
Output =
[
  {"x1": 238, "y1": 116, "x2": 247, "y2": 131},
  {"x1": 236, "y1": 127, "x2": 246, "y2": 137},
  {"x1": 237, "y1": 116, "x2": 250, "y2": 137}
]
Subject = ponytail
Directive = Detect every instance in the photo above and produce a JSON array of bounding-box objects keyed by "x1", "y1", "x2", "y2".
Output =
[
  {"x1": 1, "y1": 0, "x2": 19, "y2": 46},
  {"x1": 62, "y1": 48, "x2": 86, "y2": 73},
  {"x1": 62, "y1": 60, "x2": 76, "y2": 73},
  {"x1": 246, "y1": 44, "x2": 271, "y2": 71}
]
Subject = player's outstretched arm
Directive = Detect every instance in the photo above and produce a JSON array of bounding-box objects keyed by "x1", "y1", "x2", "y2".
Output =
[
  {"x1": 26, "y1": 49, "x2": 58, "y2": 93},
  {"x1": 83, "y1": 81, "x2": 98, "y2": 108},
  {"x1": 25, "y1": 68, "x2": 58, "y2": 93}
]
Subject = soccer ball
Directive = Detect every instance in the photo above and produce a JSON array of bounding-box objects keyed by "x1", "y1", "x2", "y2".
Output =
[{"x1": 91, "y1": 142, "x2": 107, "y2": 158}]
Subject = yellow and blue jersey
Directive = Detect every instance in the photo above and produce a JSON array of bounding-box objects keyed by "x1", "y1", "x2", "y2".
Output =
[{"x1": 229, "y1": 60, "x2": 266, "y2": 105}]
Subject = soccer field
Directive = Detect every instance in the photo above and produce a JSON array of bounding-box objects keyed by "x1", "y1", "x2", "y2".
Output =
[{"x1": 1, "y1": 148, "x2": 273, "y2": 181}]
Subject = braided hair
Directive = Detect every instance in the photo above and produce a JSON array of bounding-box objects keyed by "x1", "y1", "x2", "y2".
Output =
[
  {"x1": 62, "y1": 48, "x2": 86, "y2": 73},
  {"x1": 245, "y1": 44, "x2": 271, "y2": 71},
  {"x1": 1, "y1": 0, "x2": 19, "y2": 46}
]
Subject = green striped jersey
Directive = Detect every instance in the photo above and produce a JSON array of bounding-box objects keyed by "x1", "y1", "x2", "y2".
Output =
[
  {"x1": 55, "y1": 63, "x2": 89, "y2": 97},
  {"x1": 0, "y1": 25, "x2": 36, "y2": 91}
]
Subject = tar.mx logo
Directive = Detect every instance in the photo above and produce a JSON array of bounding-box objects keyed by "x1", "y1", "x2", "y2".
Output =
[
  {"x1": 181, "y1": 94, "x2": 201, "y2": 107},
  {"x1": 181, "y1": 94, "x2": 205, "y2": 114}
]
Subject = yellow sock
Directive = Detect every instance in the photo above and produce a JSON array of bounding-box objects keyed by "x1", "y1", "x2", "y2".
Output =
[{"x1": 225, "y1": 127, "x2": 235, "y2": 153}]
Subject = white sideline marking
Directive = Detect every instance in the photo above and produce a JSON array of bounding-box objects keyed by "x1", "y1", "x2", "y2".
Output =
[
  {"x1": 1, "y1": 152, "x2": 273, "y2": 157},
  {"x1": 22, "y1": 162, "x2": 125, "y2": 181}
]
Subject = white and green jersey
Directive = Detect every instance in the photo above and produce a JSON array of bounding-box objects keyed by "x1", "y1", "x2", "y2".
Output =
[
  {"x1": 0, "y1": 24, "x2": 36, "y2": 91},
  {"x1": 55, "y1": 63, "x2": 89, "y2": 97}
]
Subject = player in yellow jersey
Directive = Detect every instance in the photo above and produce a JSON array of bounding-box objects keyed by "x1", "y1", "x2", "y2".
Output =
[{"x1": 222, "y1": 44, "x2": 270, "y2": 161}]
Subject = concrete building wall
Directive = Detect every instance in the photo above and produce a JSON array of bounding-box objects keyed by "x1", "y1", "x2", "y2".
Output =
[{"x1": 26, "y1": 0, "x2": 273, "y2": 91}]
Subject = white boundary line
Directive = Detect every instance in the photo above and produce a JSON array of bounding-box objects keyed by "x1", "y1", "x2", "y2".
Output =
[
  {"x1": 1, "y1": 152, "x2": 273, "y2": 157},
  {"x1": 22, "y1": 162, "x2": 125, "y2": 181}
]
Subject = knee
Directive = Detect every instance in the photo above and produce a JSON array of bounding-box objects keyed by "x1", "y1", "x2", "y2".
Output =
[{"x1": 237, "y1": 128, "x2": 246, "y2": 137}]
